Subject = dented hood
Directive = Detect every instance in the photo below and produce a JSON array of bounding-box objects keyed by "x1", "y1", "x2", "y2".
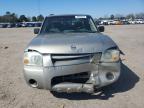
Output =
[{"x1": 25, "y1": 33, "x2": 117, "y2": 54}]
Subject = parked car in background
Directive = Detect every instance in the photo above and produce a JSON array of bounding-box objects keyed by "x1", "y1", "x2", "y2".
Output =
[
  {"x1": 7, "y1": 23, "x2": 16, "y2": 28},
  {"x1": 107, "y1": 20, "x2": 115, "y2": 25},
  {"x1": 0, "y1": 23, "x2": 8, "y2": 28},
  {"x1": 135, "y1": 19, "x2": 144, "y2": 24},
  {"x1": 20, "y1": 22, "x2": 42, "y2": 27},
  {"x1": 34, "y1": 22, "x2": 42, "y2": 27},
  {"x1": 26, "y1": 22, "x2": 35, "y2": 27},
  {"x1": 128, "y1": 20, "x2": 135, "y2": 24},
  {"x1": 100, "y1": 20, "x2": 109, "y2": 25},
  {"x1": 21, "y1": 22, "x2": 27, "y2": 27},
  {"x1": 15, "y1": 23, "x2": 22, "y2": 27},
  {"x1": 0, "y1": 23, "x2": 4, "y2": 28},
  {"x1": 99, "y1": 19, "x2": 124, "y2": 25},
  {"x1": 121, "y1": 20, "x2": 130, "y2": 25},
  {"x1": 113, "y1": 20, "x2": 122, "y2": 25}
]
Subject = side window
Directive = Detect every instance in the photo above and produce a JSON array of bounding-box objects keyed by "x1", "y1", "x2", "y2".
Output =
[{"x1": 89, "y1": 18, "x2": 97, "y2": 31}]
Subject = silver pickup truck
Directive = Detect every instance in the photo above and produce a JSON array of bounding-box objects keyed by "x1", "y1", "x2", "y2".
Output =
[{"x1": 23, "y1": 14, "x2": 121, "y2": 93}]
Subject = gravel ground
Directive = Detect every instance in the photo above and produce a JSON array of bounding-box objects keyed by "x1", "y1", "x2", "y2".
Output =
[{"x1": 0, "y1": 25, "x2": 144, "y2": 108}]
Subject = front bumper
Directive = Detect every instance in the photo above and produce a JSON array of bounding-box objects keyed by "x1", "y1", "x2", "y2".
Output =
[{"x1": 23, "y1": 59, "x2": 121, "y2": 93}]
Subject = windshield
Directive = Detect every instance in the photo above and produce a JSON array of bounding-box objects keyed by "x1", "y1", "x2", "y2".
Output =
[{"x1": 40, "y1": 15, "x2": 98, "y2": 34}]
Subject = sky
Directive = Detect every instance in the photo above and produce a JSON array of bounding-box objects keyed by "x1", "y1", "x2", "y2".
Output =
[{"x1": 0, "y1": 0, "x2": 144, "y2": 18}]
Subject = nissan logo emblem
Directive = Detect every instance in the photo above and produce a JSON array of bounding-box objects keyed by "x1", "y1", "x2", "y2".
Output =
[{"x1": 71, "y1": 44, "x2": 77, "y2": 50}]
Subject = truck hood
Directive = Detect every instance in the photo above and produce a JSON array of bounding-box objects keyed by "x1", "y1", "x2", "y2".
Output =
[{"x1": 25, "y1": 33, "x2": 117, "y2": 54}]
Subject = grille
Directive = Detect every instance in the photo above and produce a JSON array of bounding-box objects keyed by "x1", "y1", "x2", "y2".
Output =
[{"x1": 51, "y1": 53, "x2": 101, "y2": 66}]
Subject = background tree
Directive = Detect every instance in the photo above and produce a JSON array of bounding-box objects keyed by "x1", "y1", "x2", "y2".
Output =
[
  {"x1": 126, "y1": 13, "x2": 135, "y2": 20},
  {"x1": 98, "y1": 17, "x2": 103, "y2": 20},
  {"x1": 110, "y1": 14, "x2": 114, "y2": 20},
  {"x1": 1, "y1": 11, "x2": 144, "y2": 23},
  {"x1": 27, "y1": 17, "x2": 31, "y2": 22},
  {"x1": 135, "y1": 13, "x2": 144, "y2": 19},
  {"x1": 10, "y1": 13, "x2": 18, "y2": 23},
  {"x1": 37, "y1": 14, "x2": 44, "y2": 21},
  {"x1": 19, "y1": 15, "x2": 29, "y2": 22},
  {"x1": 115, "y1": 14, "x2": 123, "y2": 19},
  {"x1": 6, "y1": 11, "x2": 11, "y2": 15},
  {"x1": 32, "y1": 16, "x2": 37, "y2": 22},
  {"x1": 0, "y1": 12, "x2": 18, "y2": 23},
  {"x1": 0, "y1": 16, "x2": 3, "y2": 22},
  {"x1": 103, "y1": 14, "x2": 109, "y2": 20}
]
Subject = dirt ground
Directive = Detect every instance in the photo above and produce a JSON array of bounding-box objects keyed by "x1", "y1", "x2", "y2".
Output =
[{"x1": 0, "y1": 25, "x2": 144, "y2": 108}]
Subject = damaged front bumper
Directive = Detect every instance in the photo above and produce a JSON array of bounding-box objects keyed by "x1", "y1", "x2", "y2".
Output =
[{"x1": 23, "y1": 53, "x2": 121, "y2": 93}]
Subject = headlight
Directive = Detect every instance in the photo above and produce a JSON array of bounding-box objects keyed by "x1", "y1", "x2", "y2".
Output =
[
  {"x1": 23, "y1": 51, "x2": 43, "y2": 66},
  {"x1": 101, "y1": 50, "x2": 120, "y2": 62}
]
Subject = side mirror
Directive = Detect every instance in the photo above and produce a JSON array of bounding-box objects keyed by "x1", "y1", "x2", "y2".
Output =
[
  {"x1": 98, "y1": 26, "x2": 105, "y2": 32},
  {"x1": 34, "y1": 28, "x2": 40, "y2": 34}
]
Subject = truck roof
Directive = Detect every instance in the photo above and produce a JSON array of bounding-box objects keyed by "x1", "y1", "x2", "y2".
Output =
[{"x1": 46, "y1": 14, "x2": 91, "y2": 18}]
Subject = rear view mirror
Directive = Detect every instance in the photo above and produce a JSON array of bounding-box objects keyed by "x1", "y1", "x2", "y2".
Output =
[
  {"x1": 34, "y1": 28, "x2": 40, "y2": 34},
  {"x1": 98, "y1": 26, "x2": 105, "y2": 32}
]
